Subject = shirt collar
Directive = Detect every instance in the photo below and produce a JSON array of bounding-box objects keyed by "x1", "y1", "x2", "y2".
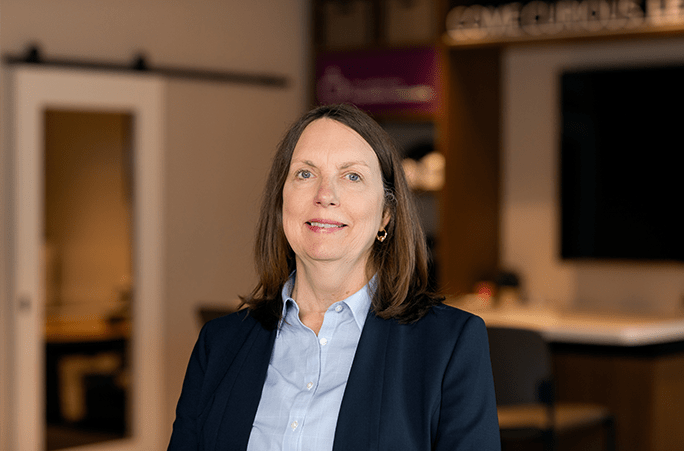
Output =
[
  {"x1": 344, "y1": 278, "x2": 373, "y2": 331},
  {"x1": 279, "y1": 272, "x2": 373, "y2": 331}
]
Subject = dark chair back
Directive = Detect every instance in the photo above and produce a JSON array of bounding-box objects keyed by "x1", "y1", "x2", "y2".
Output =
[{"x1": 487, "y1": 326, "x2": 553, "y2": 406}]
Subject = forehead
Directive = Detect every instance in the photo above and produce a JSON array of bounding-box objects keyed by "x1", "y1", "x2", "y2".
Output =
[{"x1": 291, "y1": 118, "x2": 378, "y2": 166}]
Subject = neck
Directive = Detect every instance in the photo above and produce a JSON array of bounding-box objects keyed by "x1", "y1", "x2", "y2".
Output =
[{"x1": 291, "y1": 259, "x2": 370, "y2": 333}]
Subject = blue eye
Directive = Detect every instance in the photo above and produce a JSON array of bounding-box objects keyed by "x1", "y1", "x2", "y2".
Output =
[
  {"x1": 347, "y1": 173, "x2": 361, "y2": 182},
  {"x1": 297, "y1": 169, "x2": 312, "y2": 179}
]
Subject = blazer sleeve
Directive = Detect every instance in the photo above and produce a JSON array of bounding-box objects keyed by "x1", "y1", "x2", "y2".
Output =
[
  {"x1": 167, "y1": 322, "x2": 211, "y2": 451},
  {"x1": 433, "y1": 314, "x2": 501, "y2": 450}
]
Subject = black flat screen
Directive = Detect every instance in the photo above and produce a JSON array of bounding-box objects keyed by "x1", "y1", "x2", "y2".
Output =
[{"x1": 560, "y1": 64, "x2": 684, "y2": 261}]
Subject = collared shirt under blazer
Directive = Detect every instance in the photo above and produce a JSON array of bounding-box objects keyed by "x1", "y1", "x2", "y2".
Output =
[
  {"x1": 247, "y1": 277, "x2": 371, "y2": 450},
  {"x1": 168, "y1": 301, "x2": 501, "y2": 450}
]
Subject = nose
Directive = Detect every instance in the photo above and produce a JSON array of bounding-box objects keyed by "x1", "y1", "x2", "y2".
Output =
[{"x1": 314, "y1": 177, "x2": 338, "y2": 207}]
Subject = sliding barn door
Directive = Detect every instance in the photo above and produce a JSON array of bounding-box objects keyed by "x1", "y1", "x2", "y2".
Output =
[{"x1": 9, "y1": 66, "x2": 165, "y2": 451}]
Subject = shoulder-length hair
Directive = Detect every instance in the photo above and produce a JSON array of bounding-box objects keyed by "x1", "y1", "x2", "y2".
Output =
[{"x1": 241, "y1": 104, "x2": 442, "y2": 329}]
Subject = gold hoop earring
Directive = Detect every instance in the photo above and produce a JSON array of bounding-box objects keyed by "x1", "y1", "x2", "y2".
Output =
[{"x1": 377, "y1": 228, "x2": 387, "y2": 242}]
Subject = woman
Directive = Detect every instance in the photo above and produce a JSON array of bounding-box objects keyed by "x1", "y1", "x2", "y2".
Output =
[{"x1": 168, "y1": 104, "x2": 500, "y2": 450}]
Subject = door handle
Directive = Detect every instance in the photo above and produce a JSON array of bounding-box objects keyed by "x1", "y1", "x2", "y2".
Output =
[{"x1": 18, "y1": 296, "x2": 31, "y2": 312}]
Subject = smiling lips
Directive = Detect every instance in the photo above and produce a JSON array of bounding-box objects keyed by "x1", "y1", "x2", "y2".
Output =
[{"x1": 306, "y1": 220, "x2": 346, "y2": 231}]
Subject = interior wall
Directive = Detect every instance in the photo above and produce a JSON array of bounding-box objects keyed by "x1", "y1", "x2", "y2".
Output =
[
  {"x1": 0, "y1": 61, "x2": 11, "y2": 451},
  {"x1": 0, "y1": 0, "x2": 310, "y2": 447},
  {"x1": 501, "y1": 37, "x2": 684, "y2": 315}
]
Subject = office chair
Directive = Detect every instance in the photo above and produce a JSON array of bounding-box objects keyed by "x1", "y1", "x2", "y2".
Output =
[{"x1": 487, "y1": 326, "x2": 616, "y2": 451}]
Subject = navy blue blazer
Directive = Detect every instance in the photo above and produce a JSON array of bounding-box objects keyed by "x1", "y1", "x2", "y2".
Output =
[{"x1": 168, "y1": 303, "x2": 501, "y2": 450}]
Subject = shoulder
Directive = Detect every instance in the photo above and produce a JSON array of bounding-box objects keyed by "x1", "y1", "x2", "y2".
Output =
[
  {"x1": 196, "y1": 309, "x2": 267, "y2": 357},
  {"x1": 386, "y1": 304, "x2": 492, "y2": 385},
  {"x1": 427, "y1": 302, "x2": 481, "y2": 322},
  {"x1": 412, "y1": 303, "x2": 486, "y2": 335},
  {"x1": 201, "y1": 308, "x2": 257, "y2": 336},
  {"x1": 393, "y1": 304, "x2": 487, "y2": 346}
]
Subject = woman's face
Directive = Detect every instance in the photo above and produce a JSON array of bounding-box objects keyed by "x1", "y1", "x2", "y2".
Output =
[{"x1": 282, "y1": 118, "x2": 389, "y2": 272}]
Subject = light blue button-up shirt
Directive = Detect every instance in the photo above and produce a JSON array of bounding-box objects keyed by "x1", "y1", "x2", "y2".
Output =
[{"x1": 246, "y1": 275, "x2": 372, "y2": 451}]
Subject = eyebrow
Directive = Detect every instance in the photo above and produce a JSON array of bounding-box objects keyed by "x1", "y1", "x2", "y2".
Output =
[
  {"x1": 293, "y1": 159, "x2": 371, "y2": 170},
  {"x1": 340, "y1": 161, "x2": 370, "y2": 170}
]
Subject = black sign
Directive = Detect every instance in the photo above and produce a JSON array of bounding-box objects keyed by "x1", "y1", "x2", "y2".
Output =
[{"x1": 445, "y1": 0, "x2": 684, "y2": 41}]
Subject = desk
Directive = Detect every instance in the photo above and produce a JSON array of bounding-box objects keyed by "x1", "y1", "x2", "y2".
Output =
[
  {"x1": 45, "y1": 315, "x2": 131, "y2": 343},
  {"x1": 451, "y1": 304, "x2": 684, "y2": 451},
  {"x1": 45, "y1": 316, "x2": 130, "y2": 433}
]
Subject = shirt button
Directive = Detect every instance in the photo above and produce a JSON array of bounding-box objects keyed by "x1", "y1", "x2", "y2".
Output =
[
  {"x1": 319, "y1": 337, "x2": 328, "y2": 346},
  {"x1": 306, "y1": 381, "x2": 314, "y2": 390},
  {"x1": 291, "y1": 420, "x2": 298, "y2": 431},
  {"x1": 335, "y1": 304, "x2": 343, "y2": 312}
]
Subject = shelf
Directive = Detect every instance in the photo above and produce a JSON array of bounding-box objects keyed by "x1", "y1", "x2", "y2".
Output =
[{"x1": 443, "y1": 20, "x2": 684, "y2": 49}]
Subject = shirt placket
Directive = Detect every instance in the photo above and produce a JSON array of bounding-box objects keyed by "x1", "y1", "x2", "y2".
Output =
[
  {"x1": 283, "y1": 306, "x2": 335, "y2": 451},
  {"x1": 283, "y1": 303, "x2": 341, "y2": 451}
]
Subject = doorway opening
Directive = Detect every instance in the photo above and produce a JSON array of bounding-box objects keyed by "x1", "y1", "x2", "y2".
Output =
[{"x1": 43, "y1": 110, "x2": 134, "y2": 450}]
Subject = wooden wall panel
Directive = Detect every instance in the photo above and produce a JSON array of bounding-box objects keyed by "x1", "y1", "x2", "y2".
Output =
[
  {"x1": 553, "y1": 351, "x2": 684, "y2": 451},
  {"x1": 439, "y1": 48, "x2": 501, "y2": 295}
]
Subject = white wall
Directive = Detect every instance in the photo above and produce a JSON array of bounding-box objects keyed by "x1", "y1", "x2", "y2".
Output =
[
  {"x1": 0, "y1": 0, "x2": 310, "y2": 447},
  {"x1": 501, "y1": 37, "x2": 684, "y2": 315}
]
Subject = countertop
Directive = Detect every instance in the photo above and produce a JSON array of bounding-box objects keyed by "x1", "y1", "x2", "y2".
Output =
[{"x1": 446, "y1": 298, "x2": 684, "y2": 346}]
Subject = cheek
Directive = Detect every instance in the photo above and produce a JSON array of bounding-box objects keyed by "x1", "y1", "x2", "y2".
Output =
[
  {"x1": 282, "y1": 185, "x2": 299, "y2": 216},
  {"x1": 281, "y1": 186, "x2": 309, "y2": 240},
  {"x1": 356, "y1": 193, "x2": 387, "y2": 229},
  {"x1": 281, "y1": 190, "x2": 295, "y2": 232},
  {"x1": 282, "y1": 207, "x2": 297, "y2": 232}
]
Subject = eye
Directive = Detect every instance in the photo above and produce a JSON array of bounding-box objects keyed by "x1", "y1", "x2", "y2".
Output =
[
  {"x1": 346, "y1": 172, "x2": 361, "y2": 182},
  {"x1": 295, "y1": 169, "x2": 312, "y2": 179}
]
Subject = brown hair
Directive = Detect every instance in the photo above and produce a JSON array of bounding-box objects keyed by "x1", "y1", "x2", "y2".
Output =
[{"x1": 241, "y1": 104, "x2": 442, "y2": 329}]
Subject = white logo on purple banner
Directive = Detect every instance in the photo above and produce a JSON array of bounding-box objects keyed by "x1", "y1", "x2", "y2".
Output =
[{"x1": 317, "y1": 66, "x2": 436, "y2": 107}]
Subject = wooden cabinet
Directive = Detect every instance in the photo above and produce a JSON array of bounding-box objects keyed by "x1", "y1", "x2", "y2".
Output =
[
  {"x1": 439, "y1": 47, "x2": 500, "y2": 294},
  {"x1": 553, "y1": 343, "x2": 684, "y2": 451},
  {"x1": 468, "y1": 306, "x2": 684, "y2": 450},
  {"x1": 313, "y1": 0, "x2": 446, "y2": 49}
]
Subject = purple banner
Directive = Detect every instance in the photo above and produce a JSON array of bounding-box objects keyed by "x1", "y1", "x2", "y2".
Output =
[{"x1": 315, "y1": 47, "x2": 441, "y2": 115}]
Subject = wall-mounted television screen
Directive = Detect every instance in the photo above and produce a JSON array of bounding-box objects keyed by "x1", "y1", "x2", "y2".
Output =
[{"x1": 560, "y1": 64, "x2": 684, "y2": 262}]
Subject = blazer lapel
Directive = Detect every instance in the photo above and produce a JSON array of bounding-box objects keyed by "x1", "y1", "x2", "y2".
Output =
[
  {"x1": 210, "y1": 322, "x2": 276, "y2": 451},
  {"x1": 333, "y1": 312, "x2": 391, "y2": 451}
]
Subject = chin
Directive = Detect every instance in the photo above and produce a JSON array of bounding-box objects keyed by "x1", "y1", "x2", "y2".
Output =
[
  {"x1": 300, "y1": 247, "x2": 349, "y2": 264},
  {"x1": 305, "y1": 251, "x2": 342, "y2": 262}
]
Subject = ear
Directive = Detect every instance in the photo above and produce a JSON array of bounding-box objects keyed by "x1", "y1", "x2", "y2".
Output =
[{"x1": 381, "y1": 209, "x2": 391, "y2": 229}]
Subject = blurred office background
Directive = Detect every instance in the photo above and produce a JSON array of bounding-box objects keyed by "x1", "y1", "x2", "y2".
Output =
[{"x1": 1, "y1": 1, "x2": 683, "y2": 450}]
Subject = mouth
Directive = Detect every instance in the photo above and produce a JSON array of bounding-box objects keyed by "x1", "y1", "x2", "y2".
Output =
[{"x1": 306, "y1": 220, "x2": 346, "y2": 229}]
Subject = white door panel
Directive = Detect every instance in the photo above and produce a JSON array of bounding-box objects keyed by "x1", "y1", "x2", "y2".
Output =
[{"x1": 10, "y1": 67, "x2": 165, "y2": 451}]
